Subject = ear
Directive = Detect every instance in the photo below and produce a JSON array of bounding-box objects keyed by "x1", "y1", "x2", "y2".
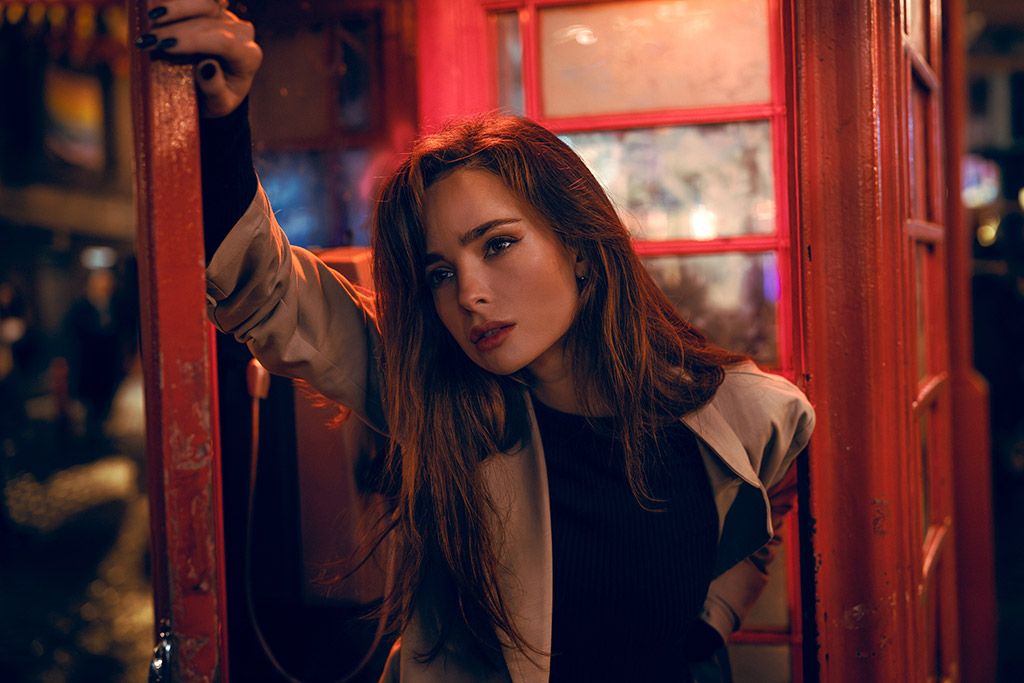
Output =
[{"x1": 574, "y1": 251, "x2": 589, "y2": 281}]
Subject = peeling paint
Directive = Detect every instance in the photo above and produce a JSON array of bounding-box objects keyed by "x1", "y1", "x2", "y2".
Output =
[
  {"x1": 169, "y1": 418, "x2": 212, "y2": 471},
  {"x1": 193, "y1": 395, "x2": 211, "y2": 434},
  {"x1": 176, "y1": 634, "x2": 213, "y2": 683},
  {"x1": 177, "y1": 358, "x2": 204, "y2": 385},
  {"x1": 839, "y1": 602, "x2": 876, "y2": 630},
  {"x1": 872, "y1": 495, "x2": 889, "y2": 535}
]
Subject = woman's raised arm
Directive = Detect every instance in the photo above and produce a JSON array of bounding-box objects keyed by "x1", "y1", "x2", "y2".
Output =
[
  {"x1": 137, "y1": 2, "x2": 388, "y2": 431},
  {"x1": 137, "y1": 0, "x2": 262, "y2": 119}
]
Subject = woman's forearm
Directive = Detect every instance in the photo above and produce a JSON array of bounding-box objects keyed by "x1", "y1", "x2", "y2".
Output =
[{"x1": 199, "y1": 98, "x2": 258, "y2": 262}]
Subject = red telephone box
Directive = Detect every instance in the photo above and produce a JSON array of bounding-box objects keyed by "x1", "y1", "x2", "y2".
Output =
[
  {"x1": 130, "y1": 0, "x2": 995, "y2": 680},
  {"x1": 412, "y1": 0, "x2": 995, "y2": 679}
]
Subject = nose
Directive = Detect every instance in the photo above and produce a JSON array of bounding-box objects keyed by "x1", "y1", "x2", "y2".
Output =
[{"x1": 456, "y1": 267, "x2": 490, "y2": 311}]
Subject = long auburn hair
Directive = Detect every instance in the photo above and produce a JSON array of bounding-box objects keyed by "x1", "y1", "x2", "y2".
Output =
[{"x1": 369, "y1": 114, "x2": 746, "y2": 662}]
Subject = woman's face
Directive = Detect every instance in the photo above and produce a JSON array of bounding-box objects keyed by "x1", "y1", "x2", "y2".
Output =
[{"x1": 423, "y1": 167, "x2": 582, "y2": 384}]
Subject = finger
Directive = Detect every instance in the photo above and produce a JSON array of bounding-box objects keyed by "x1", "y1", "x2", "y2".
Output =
[
  {"x1": 196, "y1": 59, "x2": 224, "y2": 89},
  {"x1": 195, "y1": 58, "x2": 252, "y2": 118},
  {"x1": 195, "y1": 58, "x2": 237, "y2": 117},
  {"x1": 140, "y1": 15, "x2": 245, "y2": 53},
  {"x1": 136, "y1": 15, "x2": 259, "y2": 73},
  {"x1": 146, "y1": 0, "x2": 226, "y2": 28}
]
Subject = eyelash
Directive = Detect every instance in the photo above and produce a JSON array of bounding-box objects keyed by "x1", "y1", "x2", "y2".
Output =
[
  {"x1": 484, "y1": 235, "x2": 518, "y2": 256},
  {"x1": 425, "y1": 236, "x2": 520, "y2": 290},
  {"x1": 427, "y1": 269, "x2": 452, "y2": 290}
]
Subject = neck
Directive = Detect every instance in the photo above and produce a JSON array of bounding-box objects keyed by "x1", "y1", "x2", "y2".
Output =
[
  {"x1": 526, "y1": 355, "x2": 610, "y2": 417},
  {"x1": 529, "y1": 376, "x2": 583, "y2": 414},
  {"x1": 524, "y1": 344, "x2": 582, "y2": 413}
]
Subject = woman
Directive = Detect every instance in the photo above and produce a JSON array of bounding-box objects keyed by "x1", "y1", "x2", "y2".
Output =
[{"x1": 140, "y1": 3, "x2": 815, "y2": 682}]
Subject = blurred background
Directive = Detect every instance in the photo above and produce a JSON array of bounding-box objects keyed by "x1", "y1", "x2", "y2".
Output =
[{"x1": 1, "y1": 0, "x2": 1023, "y2": 681}]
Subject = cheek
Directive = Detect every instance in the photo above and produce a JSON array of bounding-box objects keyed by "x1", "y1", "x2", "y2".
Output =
[
  {"x1": 432, "y1": 293, "x2": 463, "y2": 343},
  {"x1": 531, "y1": 265, "x2": 578, "y2": 315}
]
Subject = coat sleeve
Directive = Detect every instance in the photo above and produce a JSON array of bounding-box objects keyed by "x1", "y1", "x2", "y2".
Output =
[
  {"x1": 697, "y1": 365, "x2": 814, "y2": 645},
  {"x1": 697, "y1": 466, "x2": 799, "y2": 643},
  {"x1": 205, "y1": 183, "x2": 388, "y2": 433}
]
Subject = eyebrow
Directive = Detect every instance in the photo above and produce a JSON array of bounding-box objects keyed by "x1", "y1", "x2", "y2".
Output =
[{"x1": 424, "y1": 218, "x2": 521, "y2": 265}]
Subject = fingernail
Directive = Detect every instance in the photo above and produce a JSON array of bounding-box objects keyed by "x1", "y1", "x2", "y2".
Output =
[
  {"x1": 200, "y1": 63, "x2": 217, "y2": 80},
  {"x1": 156, "y1": 37, "x2": 177, "y2": 50},
  {"x1": 147, "y1": 6, "x2": 167, "y2": 20},
  {"x1": 134, "y1": 33, "x2": 157, "y2": 48}
]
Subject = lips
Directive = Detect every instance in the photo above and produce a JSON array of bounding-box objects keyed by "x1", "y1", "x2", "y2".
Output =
[{"x1": 470, "y1": 321, "x2": 514, "y2": 346}]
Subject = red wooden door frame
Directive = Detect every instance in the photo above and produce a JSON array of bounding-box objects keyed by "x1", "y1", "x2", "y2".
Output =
[
  {"x1": 796, "y1": 0, "x2": 994, "y2": 679},
  {"x1": 941, "y1": 0, "x2": 997, "y2": 680},
  {"x1": 797, "y1": 0, "x2": 922, "y2": 677},
  {"x1": 129, "y1": 0, "x2": 228, "y2": 679}
]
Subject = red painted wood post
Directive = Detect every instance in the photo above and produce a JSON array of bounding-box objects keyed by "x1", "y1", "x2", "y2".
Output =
[
  {"x1": 796, "y1": 0, "x2": 918, "y2": 678},
  {"x1": 128, "y1": 1, "x2": 228, "y2": 680}
]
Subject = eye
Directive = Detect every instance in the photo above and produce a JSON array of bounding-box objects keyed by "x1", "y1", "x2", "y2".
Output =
[
  {"x1": 484, "y1": 236, "x2": 519, "y2": 257},
  {"x1": 426, "y1": 267, "x2": 454, "y2": 290}
]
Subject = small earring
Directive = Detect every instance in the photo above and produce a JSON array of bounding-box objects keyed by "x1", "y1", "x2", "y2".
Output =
[{"x1": 576, "y1": 274, "x2": 587, "y2": 283}]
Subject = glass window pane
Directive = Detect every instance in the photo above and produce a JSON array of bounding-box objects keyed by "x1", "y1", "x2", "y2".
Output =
[
  {"x1": 915, "y1": 243, "x2": 929, "y2": 380},
  {"x1": 908, "y1": 0, "x2": 931, "y2": 62},
  {"x1": 254, "y1": 150, "x2": 331, "y2": 249},
  {"x1": 250, "y1": 25, "x2": 331, "y2": 144},
  {"x1": 909, "y1": 80, "x2": 934, "y2": 222},
  {"x1": 643, "y1": 252, "x2": 779, "y2": 364},
  {"x1": 335, "y1": 18, "x2": 376, "y2": 133},
  {"x1": 254, "y1": 148, "x2": 382, "y2": 249},
  {"x1": 495, "y1": 11, "x2": 525, "y2": 115},
  {"x1": 539, "y1": 0, "x2": 771, "y2": 118},
  {"x1": 926, "y1": 558, "x2": 946, "y2": 680},
  {"x1": 920, "y1": 409, "x2": 931, "y2": 538},
  {"x1": 561, "y1": 122, "x2": 775, "y2": 240},
  {"x1": 743, "y1": 532, "x2": 790, "y2": 629},
  {"x1": 727, "y1": 643, "x2": 792, "y2": 683},
  {"x1": 336, "y1": 147, "x2": 374, "y2": 247}
]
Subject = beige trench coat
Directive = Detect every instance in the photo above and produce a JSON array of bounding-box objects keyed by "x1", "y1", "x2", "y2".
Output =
[{"x1": 206, "y1": 185, "x2": 816, "y2": 683}]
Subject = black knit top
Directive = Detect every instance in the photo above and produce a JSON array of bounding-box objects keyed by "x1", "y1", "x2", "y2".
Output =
[{"x1": 531, "y1": 399, "x2": 719, "y2": 682}]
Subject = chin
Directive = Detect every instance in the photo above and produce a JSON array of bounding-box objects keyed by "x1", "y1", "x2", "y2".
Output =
[
  {"x1": 479, "y1": 362, "x2": 525, "y2": 377},
  {"x1": 465, "y1": 353, "x2": 528, "y2": 378}
]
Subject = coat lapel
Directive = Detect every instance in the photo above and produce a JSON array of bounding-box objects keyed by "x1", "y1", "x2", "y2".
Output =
[
  {"x1": 479, "y1": 397, "x2": 553, "y2": 683},
  {"x1": 681, "y1": 399, "x2": 762, "y2": 537}
]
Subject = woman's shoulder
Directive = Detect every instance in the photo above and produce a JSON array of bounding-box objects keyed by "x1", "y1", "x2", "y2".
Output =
[
  {"x1": 718, "y1": 360, "x2": 809, "y2": 400},
  {"x1": 684, "y1": 361, "x2": 814, "y2": 491},
  {"x1": 708, "y1": 360, "x2": 815, "y2": 440}
]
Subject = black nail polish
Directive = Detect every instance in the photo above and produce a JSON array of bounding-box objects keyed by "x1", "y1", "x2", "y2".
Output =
[
  {"x1": 147, "y1": 6, "x2": 168, "y2": 20},
  {"x1": 134, "y1": 33, "x2": 157, "y2": 48},
  {"x1": 156, "y1": 37, "x2": 177, "y2": 50},
  {"x1": 200, "y1": 63, "x2": 217, "y2": 80}
]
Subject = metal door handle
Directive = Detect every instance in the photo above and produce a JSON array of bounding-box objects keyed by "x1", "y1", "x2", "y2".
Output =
[{"x1": 149, "y1": 619, "x2": 173, "y2": 683}]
